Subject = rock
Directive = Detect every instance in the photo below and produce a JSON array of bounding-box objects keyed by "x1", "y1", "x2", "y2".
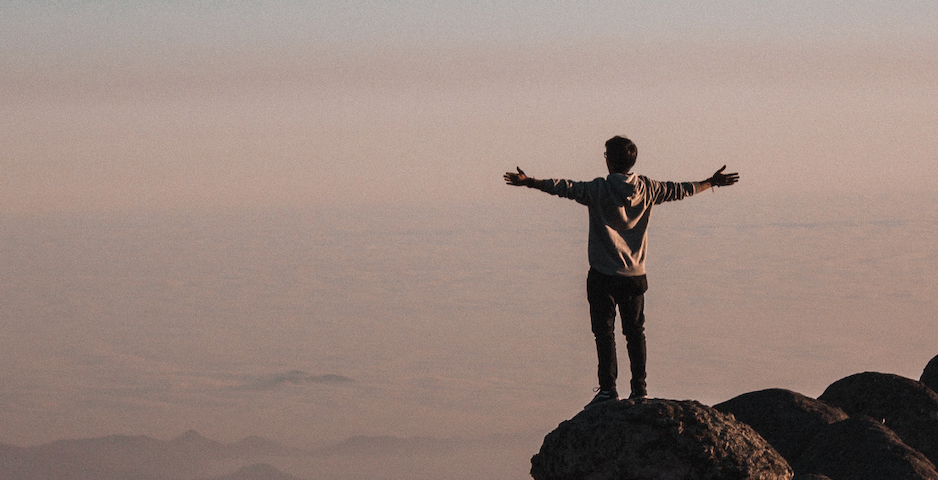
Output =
[
  {"x1": 792, "y1": 475, "x2": 832, "y2": 480},
  {"x1": 530, "y1": 398, "x2": 793, "y2": 480},
  {"x1": 793, "y1": 416, "x2": 938, "y2": 480},
  {"x1": 922, "y1": 355, "x2": 938, "y2": 394},
  {"x1": 818, "y1": 371, "x2": 938, "y2": 467},
  {"x1": 714, "y1": 388, "x2": 848, "y2": 464}
]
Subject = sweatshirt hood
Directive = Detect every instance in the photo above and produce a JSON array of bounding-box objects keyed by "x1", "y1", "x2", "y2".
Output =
[{"x1": 606, "y1": 173, "x2": 636, "y2": 207}]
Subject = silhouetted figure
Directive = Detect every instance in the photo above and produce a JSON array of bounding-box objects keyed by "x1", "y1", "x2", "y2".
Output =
[{"x1": 504, "y1": 136, "x2": 739, "y2": 409}]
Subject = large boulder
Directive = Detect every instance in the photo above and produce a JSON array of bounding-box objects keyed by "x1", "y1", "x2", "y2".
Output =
[
  {"x1": 794, "y1": 416, "x2": 938, "y2": 480},
  {"x1": 818, "y1": 371, "x2": 938, "y2": 466},
  {"x1": 922, "y1": 355, "x2": 938, "y2": 394},
  {"x1": 530, "y1": 398, "x2": 793, "y2": 480},
  {"x1": 714, "y1": 388, "x2": 848, "y2": 464}
]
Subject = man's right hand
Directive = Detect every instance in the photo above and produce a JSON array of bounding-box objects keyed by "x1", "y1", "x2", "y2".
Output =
[{"x1": 504, "y1": 167, "x2": 529, "y2": 186}]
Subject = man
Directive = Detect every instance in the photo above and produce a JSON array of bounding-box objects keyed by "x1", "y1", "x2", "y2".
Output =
[{"x1": 504, "y1": 136, "x2": 739, "y2": 409}]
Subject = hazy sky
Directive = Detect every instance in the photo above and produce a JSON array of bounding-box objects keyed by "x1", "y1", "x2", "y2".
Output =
[
  {"x1": 3, "y1": 0, "x2": 937, "y2": 214},
  {"x1": 2, "y1": 2, "x2": 938, "y2": 470}
]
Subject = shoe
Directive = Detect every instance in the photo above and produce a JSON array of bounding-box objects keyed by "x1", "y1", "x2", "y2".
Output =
[
  {"x1": 628, "y1": 390, "x2": 647, "y2": 401},
  {"x1": 584, "y1": 389, "x2": 618, "y2": 409}
]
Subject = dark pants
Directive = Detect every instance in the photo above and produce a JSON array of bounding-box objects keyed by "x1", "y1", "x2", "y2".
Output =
[{"x1": 587, "y1": 269, "x2": 648, "y2": 395}]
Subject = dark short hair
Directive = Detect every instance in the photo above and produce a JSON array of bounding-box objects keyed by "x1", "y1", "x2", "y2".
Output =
[{"x1": 605, "y1": 136, "x2": 637, "y2": 173}]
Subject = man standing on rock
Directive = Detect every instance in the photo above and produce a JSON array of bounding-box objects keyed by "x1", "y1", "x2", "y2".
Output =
[{"x1": 504, "y1": 136, "x2": 739, "y2": 409}]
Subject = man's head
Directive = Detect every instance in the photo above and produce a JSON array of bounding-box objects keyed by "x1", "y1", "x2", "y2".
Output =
[{"x1": 604, "y1": 136, "x2": 637, "y2": 174}]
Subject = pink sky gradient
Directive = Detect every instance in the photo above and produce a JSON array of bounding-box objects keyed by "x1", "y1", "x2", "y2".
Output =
[{"x1": 2, "y1": 1, "x2": 937, "y2": 214}]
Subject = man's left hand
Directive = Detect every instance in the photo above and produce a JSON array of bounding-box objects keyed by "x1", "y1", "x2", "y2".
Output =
[{"x1": 708, "y1": 166, "x2": 739, "y2": 187}]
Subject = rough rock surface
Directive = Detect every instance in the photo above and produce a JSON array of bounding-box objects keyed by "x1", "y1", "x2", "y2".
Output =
[
  {"x1": 714, "y1": 388, "x2": 848, "y2": 464},
  {"x1": 793, "y1": 416, "x2": 938, "y2": 480},
  {"x1": 818, "y1": 371, "x2": 938, "y2": 467},
  {"x1": 792, "y1": 475, "x2": 832, "y2": 480},
  {"x1": 530, "y1": 398, "x2": 792, "y2": 480},
  {"x1": 922, "y1": 355, "x2": 938, "y2": 394}
]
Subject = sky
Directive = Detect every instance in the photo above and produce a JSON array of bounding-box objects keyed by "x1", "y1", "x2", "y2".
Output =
[
  {"x1": 3, "y1": 0, "x2": 938, "y2": 214},
  {"x1": 2, "y1": 1, "x2": 938, "y2": 477}
]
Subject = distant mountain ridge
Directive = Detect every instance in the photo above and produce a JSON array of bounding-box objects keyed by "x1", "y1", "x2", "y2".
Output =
[
  {"x1": 194, "y1": 463, "x2": 305, "y2": 480},
  {"x1": 0, "y1": 430, "x2": 305, "y2": 480},
  {"x1": 314, "y1": 434, "x2": 461, "y2": 456},
  {"x1": 0, "y1": 430, "x2": 485, "y2": 480}
]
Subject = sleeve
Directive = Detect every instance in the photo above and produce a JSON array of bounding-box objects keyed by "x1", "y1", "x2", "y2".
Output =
[
  {"x1": 541, "y1": 178, "x2": 595, "y2": 205},
  {"x1": 646, "y1": 178, "x2": 701, "y2": 205}
]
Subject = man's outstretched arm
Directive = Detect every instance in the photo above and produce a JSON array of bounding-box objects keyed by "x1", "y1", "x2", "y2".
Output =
[
  {"x1": 697, "y1": 165, "x2": 740, "y2": 192},
  {"x1": 504, "y1": 167, "x2": 550, "y2": 191}
]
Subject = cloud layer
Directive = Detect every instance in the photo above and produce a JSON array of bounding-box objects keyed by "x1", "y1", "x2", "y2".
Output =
[{"x1": 236, "y1": 371, "x2": 356, "y2": 391}]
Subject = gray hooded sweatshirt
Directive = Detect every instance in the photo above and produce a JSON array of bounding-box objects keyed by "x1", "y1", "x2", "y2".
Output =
[{"x1": 542, "y1": 173, "x2": 701, "y2": 277}]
